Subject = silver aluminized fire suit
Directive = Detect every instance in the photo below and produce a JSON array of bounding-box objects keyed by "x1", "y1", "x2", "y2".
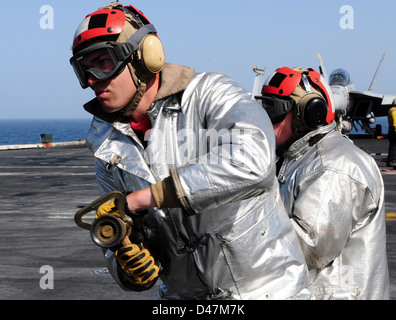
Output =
[
  {"x1": 85, "y1": 63, "x2": 310, "y2": 299},
  {"x1": 277, "y1": 122, "x2": 389, "y2": 299}
]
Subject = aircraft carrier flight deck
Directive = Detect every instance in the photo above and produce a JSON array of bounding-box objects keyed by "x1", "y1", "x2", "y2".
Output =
[{"x1": 0, "y1": 138, "x2": 395, "y2": 300}]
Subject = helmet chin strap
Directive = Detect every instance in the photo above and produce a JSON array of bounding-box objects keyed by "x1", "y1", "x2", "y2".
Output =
[
  {"x1": 119, "y1": 63, "x2": 150, "y2": 118},
  {"x1": 120, "y1": 79, "x2": 147, "y2": 117}
]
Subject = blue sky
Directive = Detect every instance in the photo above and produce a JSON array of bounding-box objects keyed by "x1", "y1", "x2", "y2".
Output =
[{"x1": 2, "y1": 0, "x2": 396, "y2": 119}]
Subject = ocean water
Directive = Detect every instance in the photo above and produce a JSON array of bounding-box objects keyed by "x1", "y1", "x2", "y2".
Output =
[{"x1": 0, "y1": 118, "x2": 92, "y2": 145}]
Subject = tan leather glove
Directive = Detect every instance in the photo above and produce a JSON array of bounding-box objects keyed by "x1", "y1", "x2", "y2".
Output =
[{"x1": 116, "y1": 241, "x2": 160, "y2": 290}]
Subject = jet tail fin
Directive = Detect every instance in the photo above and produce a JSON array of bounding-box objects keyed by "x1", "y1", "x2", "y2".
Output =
[
  {"x1": 317, "y1": 53, "x2": 329, "y2": 83},
  {"x1": 368, "y1": 51, "x2": 386, "y2": 91}
]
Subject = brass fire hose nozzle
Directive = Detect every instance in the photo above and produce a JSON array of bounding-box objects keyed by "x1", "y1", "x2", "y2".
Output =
[{"x1": 74, "y1": 191, "x2": 133, "y2": 248}]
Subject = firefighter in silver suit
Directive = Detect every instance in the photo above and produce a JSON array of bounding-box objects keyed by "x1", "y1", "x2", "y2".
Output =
[
  {"x1": 69, "y1": 2, "x2": 311, "y2": 299},
  {"x1": 257, "y1": 66, "x2": 389, "y2": 299}
]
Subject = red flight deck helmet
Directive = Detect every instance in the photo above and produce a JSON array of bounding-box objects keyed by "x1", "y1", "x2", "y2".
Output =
[{"x1": 70, "y1": 2, "x2": 165, "y2": 117}]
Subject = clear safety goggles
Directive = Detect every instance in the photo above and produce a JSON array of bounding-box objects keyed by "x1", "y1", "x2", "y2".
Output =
[
  {"x1": 256, "y1": 95, "x2": 294, "y2": 124},
  {"x1": 70, "y1": 41, "x2": 134, "y2": 88}
]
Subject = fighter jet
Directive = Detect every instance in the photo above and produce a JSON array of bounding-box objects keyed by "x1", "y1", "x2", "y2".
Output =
[{"x1": 317, "y1": 52, "x2": 396, "y2": 134}]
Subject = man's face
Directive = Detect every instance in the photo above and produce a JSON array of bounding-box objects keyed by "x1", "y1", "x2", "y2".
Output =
[
  {"x1": 82, "y1": 49, "x2": 136, "y2": 113},
  {"x1": 273, "y1": 112, "x2": 293, "y2": 147}
]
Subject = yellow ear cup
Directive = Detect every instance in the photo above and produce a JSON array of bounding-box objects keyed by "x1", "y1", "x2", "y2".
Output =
[{"x1": 140, "y1": 35, "x2": 165, "y2": 74}]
